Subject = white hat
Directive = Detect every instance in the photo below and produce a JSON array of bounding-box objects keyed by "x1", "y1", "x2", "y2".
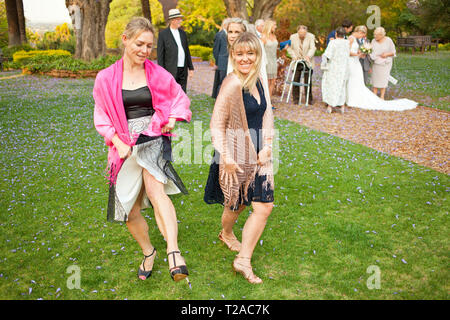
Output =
[{"x1": 168, "y1": 9, "x2": 183, "y2": 20}]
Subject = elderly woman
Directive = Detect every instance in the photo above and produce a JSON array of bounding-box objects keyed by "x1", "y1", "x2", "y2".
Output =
[
  {"x1": 204, "y1": 32, "x2": 275, "y2": 284},
  {"x1": 93, "y1": 17, "x2": 192, "y2": 283},
  {"x1": 370, "y1": 27, "x2": 396, "y2": 99}
]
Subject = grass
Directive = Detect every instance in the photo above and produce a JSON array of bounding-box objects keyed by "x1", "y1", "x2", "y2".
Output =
[
  {"x1": 0, "y1": 73, "x2": 448, "y2": 300},
  {"x1": 389, "y1": 51, "x2": 450, "y2": 111}
]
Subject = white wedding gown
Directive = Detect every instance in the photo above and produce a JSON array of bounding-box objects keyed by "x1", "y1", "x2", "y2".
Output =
[{"x1": 346, "y1": 36, "x2": 417, "y2": 111}]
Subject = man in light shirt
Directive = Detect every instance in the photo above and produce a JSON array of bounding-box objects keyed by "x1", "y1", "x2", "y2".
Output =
[
  {"x1": 286, "y1": 25, "x2": 316, "y2": 104},
  {"x1": 254, "y1": 19, "x2": 264, "y2": 38},
  {"x1": 157, "y1": 9, "x2": 194, "y2": 92}
]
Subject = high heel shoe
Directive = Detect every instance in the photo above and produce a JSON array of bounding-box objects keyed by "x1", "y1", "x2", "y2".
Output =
[
  {"x1": 167, "y1": 251, "x2": 189, "y2": 282},
  {"x1": 138, "y1": 247, "x2": 156, "y2": 280},
  {"x1": 232, "y1": 256, "x2": 262, "y2": 284},
  {"x1": 218, "y1": 230, "x2": 241, "y2": 252}
]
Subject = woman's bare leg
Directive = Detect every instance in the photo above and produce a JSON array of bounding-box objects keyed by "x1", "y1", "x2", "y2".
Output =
[
  {"x1": 221, "y1": 205, "x2": 246, "y2": 239},
  {"x1": 239, "y1": 202, "x2": 273, "y2": 259},
  {"x1": 380, "y1": 88, "x2": 386, "y2": 100},
  {"x1": 142, "y1": 169, "x2": 179, "y2": 254}
]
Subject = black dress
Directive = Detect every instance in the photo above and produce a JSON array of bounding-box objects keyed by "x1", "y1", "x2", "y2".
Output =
[{"x1": 204, "y1": 80, "x2": 274, "y2": 210}]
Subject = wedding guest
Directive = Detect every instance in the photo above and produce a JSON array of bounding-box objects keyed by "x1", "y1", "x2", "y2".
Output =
[
  {"x1": 355, "y1": 25, "x2": 371, "y2": 86},
  {"x1": 227, "y1": 18, "x2": 269, "y2": 94},
  {"x1": 93, "y1": 17, "x2": 192, "y2": 283},
  {"x1": 261, "y1": 19, "x2": 278, "y2": 98},
  {"x1": 254, "y1": 19, "x2": 264, "y2": 38},
  {"x1": 326, "y1": 19, "x2": 353, "y2": 46},
  {"x1": 321, "y1": 27, "x2": 350, "y2": 113},
  {"x1": 286, "y1": 25, "x2": 316, "y2": 104},
  {"x1": 204, "y1": 32, "x2": 275, "y2": 284},
  {"x1": 370, "y1": 27, "x2": 396, "y2": 100},
  {"x1": 157, "y1": 8, "x2": 194, "y2": 92},
  {"x1": 212, "y1": 18, "x2": 231, "y2": 99}
]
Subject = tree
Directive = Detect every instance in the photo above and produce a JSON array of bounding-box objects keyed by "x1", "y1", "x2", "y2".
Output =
[
  {"x1": 5, "y1": 0, "x2": 26, "y2": 46},
  {"x1": 223, "y1": 0, "x2": 282, "y2": 21},
  {"x1": 141, "y1": 0, "x2": 152, "y2": 23},
  {"x1": 158, "y1": 0, "x2": 178, "y2": 22},
  {"x1": 66, "y1": 0, "x2": 112, "y2": 60}
]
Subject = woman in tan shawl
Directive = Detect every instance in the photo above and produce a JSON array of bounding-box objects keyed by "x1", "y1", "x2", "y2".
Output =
[{"x1": 204, "y1": 32, "x2": 275, "y2": 284}]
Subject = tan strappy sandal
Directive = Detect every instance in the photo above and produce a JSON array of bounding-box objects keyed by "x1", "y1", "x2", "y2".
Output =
[
  {"x1": 218, "y1": 230, "x2": 242, "y2": 252},
  {"x1": 232, "y1": 256, "x2": 262, "y2": 284}
]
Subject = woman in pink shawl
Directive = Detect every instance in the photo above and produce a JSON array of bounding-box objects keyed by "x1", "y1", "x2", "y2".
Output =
[{"x1": 93, "y1": 18, "x2": 192, "y2": 283}]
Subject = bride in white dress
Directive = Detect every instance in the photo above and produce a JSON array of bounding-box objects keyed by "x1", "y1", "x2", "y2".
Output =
[{"x1": 346, "y1": 30, "x2": 417, "y2": 111}]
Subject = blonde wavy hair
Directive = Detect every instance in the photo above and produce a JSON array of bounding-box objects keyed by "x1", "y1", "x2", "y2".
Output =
[
  {"x1": 262, "y1": 19, "x2": 276, "y2": 41},
  {"x1": 123, "y1": 17, "x2": 155, "y2": 40},
  {"x1": 230, "y1": 32, "x2": 262, "y2": 91},
  {"x1": 354, "y1": 25, "x2": 368, "y2": 34}
]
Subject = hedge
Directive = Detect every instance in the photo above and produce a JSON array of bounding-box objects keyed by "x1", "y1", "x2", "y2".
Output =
[
  {"x1": 13, "y1": 49, "x2": 72, "y2": 64},
  {"x1": 189, "y1": 45, "x2": 213, "y2": 61}
]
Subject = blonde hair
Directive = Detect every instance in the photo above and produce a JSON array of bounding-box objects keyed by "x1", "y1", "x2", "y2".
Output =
[
  {"x1": 227, "y1": 18, "x2": 247, "y2": 33},
  {"x1": 374, "y1": 26, "x2": 386, "y2": 36},
  {"x1": 123, "y1": 17, "x2": 155, "y2": 41},
  {"x1": 354, "y1": 25, "x2": 367, "y2": 34},
  {"x1": 262, "y1": 19, "x2": 276, "y2": 41},
  {"x1": 230, "y1": 32, "x2": 262, "y2": 91}
]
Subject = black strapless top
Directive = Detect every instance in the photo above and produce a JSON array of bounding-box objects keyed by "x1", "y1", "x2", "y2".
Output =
[{"x1": 122, "y1": 86, "x2": 154, "y2": 119}]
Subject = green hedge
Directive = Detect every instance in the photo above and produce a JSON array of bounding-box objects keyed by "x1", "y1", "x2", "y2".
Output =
[
  {"x1": 189, "y1": 45, "x2": 213, "y2": 61},
  {"x1": 20, "y1": 55, "x2": 122, "y2": 73},
  {"x1": 13, "y1": 49, "x2": 72, "y2": 64}
]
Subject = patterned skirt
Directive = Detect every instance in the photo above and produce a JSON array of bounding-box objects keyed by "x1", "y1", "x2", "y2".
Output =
[{"x1": 107, "y1": 116, "x2": 188, "y2": 222}]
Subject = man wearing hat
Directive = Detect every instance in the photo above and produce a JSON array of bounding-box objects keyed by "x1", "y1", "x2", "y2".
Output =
[{"x1": 157, "y1": 8, "x2": 194, "y2": 92}]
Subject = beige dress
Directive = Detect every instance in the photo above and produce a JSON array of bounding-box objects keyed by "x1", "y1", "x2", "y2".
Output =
[
  {"x1": 264, "y1": 39, "x2": 278, "y2": 79},
  {"x1": 370, "y1": 37, "x2": 396, "y2": 88}
]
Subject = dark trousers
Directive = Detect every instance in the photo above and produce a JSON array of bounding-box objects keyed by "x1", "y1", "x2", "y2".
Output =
[
  {"x1": 176, "y1": 67, "x2": 188, "y2": 93},
  {"x1": 292, "y1": 63, "x2": 313, "y2": 103},
  {"x1": 211, "y1": 69, "x2": 227, "y2": 99}
]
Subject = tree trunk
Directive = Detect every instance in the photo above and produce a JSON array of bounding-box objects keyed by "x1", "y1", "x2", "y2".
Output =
[
  {"x1": 223, "y1": 0, "x2": 281, "y2": 21},
  {"x1": 16, "y1": 0, "x2": 26, "y2": 43},
  {"x1": 223, "y1": 0, "x2": 248, "y2": 20},
  {"x1": 252, "y1": 0, "x2": 282, "y2": 20},
  {"x1": 157, "y1": 0, "x2": 178, "y2": 23},
  {"x1": 66, "y1": 0, "x2": 112, "y2": 61},
  {"x1": 141, "y1": 0, "x2": 152, "y2": 23},
  {"x1": 5, "y1": 0, "x2": 21, "y2": 46}
]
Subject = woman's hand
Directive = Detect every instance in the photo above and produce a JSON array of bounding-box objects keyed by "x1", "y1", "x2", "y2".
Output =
[
  {"x1": 220, "y1": 157, "x2": 244, "y2": 186},
  {"x1": 257, "y1": 145, "x2": 272, "y2": 166},
  {"x1": 161, "y1": 117, "x2": 176, "y2": 134},
  {"x1": 112, "y1": 135, "x2": 132, "y2": 159}
]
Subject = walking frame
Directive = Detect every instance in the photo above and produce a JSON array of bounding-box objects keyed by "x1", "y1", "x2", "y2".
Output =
[{"x1": 281, "y1": 59, "x2": 312, "y2": 106}]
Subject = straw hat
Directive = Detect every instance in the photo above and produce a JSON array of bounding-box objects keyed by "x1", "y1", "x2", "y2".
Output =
[{"x1": 168, "y1": 9, "x2": 183, "y2": 20}]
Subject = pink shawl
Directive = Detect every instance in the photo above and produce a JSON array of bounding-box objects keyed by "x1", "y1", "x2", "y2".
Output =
[{"x1": 93, "y1": 58, "x2": 191, "y2": 184}]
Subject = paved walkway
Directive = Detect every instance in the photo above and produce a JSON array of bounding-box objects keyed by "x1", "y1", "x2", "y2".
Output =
[{"x1": 187, "y1": 61, "x2": 449, "y2": 174}]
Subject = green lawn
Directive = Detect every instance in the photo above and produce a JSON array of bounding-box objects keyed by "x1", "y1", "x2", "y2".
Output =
[
  {"x1": 0, "y1": 74, "x2": 448, "y2": 300},
  {"x1": 390, "y1": 51, "x2": 450, "y2": 111}
]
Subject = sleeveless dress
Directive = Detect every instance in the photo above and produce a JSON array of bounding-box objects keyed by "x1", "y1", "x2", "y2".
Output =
[
  {"x1": 107, "y1": 86, "x2": 188, "y2": 222},
  {"x1": 264, "y1": 39, "x2": 278, "y2": 80},
  {"x1": 204, "y1": 80, "x2": 274, "y2": 210},
  {"x1": 346, "y1": 36, "x2": 417, "y2": 111}
]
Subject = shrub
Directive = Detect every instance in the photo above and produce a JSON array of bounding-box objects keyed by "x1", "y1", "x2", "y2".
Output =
[
  {"x1": 189, "y1": 45, "x2": 213, "y2": 61},
  {"x1": 1, "y1": 44, "x2": 34, "y2": 59},
  {"x1": 13, "y1": 49, "x2": 72, "y2": 64}
]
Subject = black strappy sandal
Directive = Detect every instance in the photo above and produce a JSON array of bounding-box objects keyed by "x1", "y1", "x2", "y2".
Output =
[
  {"x1": 138, "y1": 248, "x2": 156, "y2": 280},
  {"x1": 167, "y1": 250, "x2": 189, "y2": 282}
]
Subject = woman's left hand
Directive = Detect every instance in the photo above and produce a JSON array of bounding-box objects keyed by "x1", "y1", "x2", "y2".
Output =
[
  {"x1": 257, "y1": 146, "x2": 272, "y2": 166},
  {"x1": 161, "y1": 117, "x2": 176, "y2": 134}
]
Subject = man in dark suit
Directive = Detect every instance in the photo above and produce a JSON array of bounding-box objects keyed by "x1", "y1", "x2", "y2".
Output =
[
  {"x1": 211, "y1": 18, "x2": 230, "y2": 99},
  {"x1": 157, "y1": 8, "x2": 194, "y2": 92}
]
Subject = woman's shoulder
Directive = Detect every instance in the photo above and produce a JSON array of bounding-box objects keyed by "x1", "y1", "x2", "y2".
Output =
[
  {"x1": 95, "y1": 59, "x2": 121, "y2": 84},
  {"x1": 221, "y1": 73, "x2": 242, "y2": 90}
]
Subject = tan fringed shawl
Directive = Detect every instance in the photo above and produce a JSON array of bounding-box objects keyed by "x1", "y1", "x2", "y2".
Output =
[{"x1": 210, "y1": 72, "x2": 275, "y2": 209}]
